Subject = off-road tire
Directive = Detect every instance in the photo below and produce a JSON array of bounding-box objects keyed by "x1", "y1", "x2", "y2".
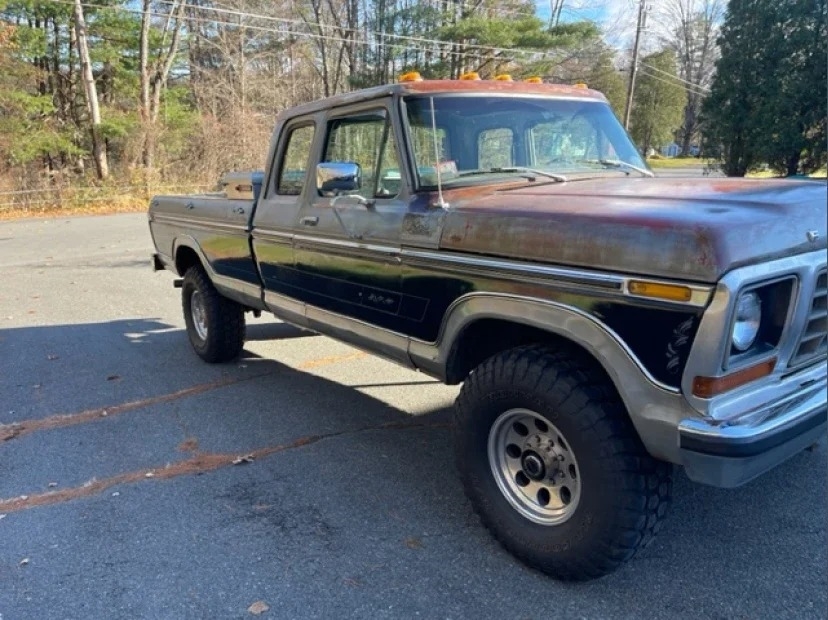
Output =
[
  {"x1": 181, "y1": 265, "x2": 246, "y2": 363},
  {"x1": 455, "y1": 344, "x2": 672, "y2": 581}
]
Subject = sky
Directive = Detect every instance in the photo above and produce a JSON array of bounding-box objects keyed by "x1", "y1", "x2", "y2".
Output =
[{"x1": 534, "y1": 0, "x2": 641, "y2": 49}]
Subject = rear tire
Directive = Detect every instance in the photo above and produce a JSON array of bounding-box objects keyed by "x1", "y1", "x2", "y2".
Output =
[
  {"x1": 455, "y1": 345, "x2": 672, "y2": 581},
  {"x1": 181, "y1": 266, "x2": 245, "y2": 363}
]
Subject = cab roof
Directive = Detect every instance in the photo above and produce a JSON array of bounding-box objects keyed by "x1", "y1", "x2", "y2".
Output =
[{"x1": 276, "y1": 79, "x2": 607, "y2": 122}]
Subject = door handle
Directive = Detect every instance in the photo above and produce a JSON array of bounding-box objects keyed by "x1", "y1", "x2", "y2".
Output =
[
  {"x1": 232, "y1": 206, "x2": 246, "y2": 215},
  {"x1": 300, "y1": 216, "x2": 319, "y2": 226}
]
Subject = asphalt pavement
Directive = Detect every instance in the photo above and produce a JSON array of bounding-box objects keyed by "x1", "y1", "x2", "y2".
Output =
[{"x1": 0, "y1": 212, "x2": 825, "y2": 620}]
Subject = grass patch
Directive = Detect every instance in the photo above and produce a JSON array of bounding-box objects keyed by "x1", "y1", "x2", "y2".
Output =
[{"x1": 646, "y1": 157, "x2": 713, "y2": 169}]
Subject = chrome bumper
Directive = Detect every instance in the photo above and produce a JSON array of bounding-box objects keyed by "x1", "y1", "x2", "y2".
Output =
[{"x1": 678, "y1": 362, "x2": 827, "y2": 487}]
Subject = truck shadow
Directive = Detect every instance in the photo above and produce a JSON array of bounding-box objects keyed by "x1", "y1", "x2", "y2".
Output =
[{"x1": 0, "y1": 317, "x2": 824, "y2": 604}]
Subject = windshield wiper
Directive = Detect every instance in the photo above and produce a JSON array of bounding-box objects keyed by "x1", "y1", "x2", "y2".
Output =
[
  {"x1": 578, "y1": 159, "x2": 654, "y2": 177},
  {"x1": 457, "y1": 167, "x2": 567, "y2": 182}
]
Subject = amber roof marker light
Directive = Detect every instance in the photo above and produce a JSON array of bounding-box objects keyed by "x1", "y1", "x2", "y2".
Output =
[{"x1": 398, "y1": 71, "x2": 423, "y2": 82}]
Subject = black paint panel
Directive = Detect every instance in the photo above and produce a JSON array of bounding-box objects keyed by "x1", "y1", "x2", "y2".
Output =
[{"x1": 256, "y1": 237, "x2": 703, "y2": 389}]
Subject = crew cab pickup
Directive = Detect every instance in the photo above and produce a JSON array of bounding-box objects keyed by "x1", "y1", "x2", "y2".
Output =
[{"x1": 149, "y1": 78, "x2": 827, "y2": 581}]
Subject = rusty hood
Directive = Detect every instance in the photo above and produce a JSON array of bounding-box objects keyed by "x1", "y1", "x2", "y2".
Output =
[{"x1": 438, "y1": 177, "x2": 828, "y2": 283}]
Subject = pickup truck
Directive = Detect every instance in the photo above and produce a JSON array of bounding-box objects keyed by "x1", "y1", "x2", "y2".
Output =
[{"x1": 148, "y1": 77, "x2": 827, "y2": 581}]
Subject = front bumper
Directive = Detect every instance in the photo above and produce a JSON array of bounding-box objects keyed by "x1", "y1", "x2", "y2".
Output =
[{"x1": 678, "y1": 362, "x2": 827, "y2": 487}]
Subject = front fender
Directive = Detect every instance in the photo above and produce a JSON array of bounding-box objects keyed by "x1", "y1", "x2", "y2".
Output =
[{"x1": 409, "y1": 293, "x2": 698, "y2": 463}]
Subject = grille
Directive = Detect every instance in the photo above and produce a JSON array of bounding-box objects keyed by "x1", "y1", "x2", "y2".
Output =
[{"x1": 790, "y1": 269, "x2": 828, "y2": 367}]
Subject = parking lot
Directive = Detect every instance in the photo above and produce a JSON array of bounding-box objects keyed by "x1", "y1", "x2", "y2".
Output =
[{"x1": 0, "y1": 213, "x2": 825, "y2": 619}]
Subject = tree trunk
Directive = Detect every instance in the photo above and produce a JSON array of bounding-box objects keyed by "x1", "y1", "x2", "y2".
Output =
[
  {"x1": 139, "y1": 0, "x2": 185, "y2": 171},
  {"x1": 73, "y1": 0, "x2": 109, "y2": 180}
]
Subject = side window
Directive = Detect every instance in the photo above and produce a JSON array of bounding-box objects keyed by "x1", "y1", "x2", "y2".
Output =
[
  {"x1": 277, "y1": 124, "x2": 314, "y2": 195},
  {"x1": 410, "y1": 125, "x2": 448, "y2": 165},
  {"x1": 478, "y1": 128, "x2": 513, "y2": 169},
  {"x1": 323, "y1": 113, "x2": 400, "y2": 199}
]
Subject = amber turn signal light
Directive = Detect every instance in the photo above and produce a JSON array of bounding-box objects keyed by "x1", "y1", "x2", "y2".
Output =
[
  {"x1": 628, "y1": 280, "x2": 693, "y2": 302},
  {"x1": 692, "y1": 358, "x2": 776, "y2": 398}
]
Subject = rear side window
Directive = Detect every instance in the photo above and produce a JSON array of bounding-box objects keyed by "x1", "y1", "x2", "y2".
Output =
[{"x1": 277, "y1": 125, "x2": 315, "y2": 195}]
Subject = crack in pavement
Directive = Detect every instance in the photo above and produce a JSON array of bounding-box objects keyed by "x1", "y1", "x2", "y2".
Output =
[{"x1": 0, "y1": 419, "x2": 450, "y2": 514}]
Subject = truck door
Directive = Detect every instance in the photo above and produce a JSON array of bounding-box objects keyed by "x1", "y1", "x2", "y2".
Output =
[
  {"x1": 292, "y1": 104, "x2": 415, "y2": 342},
  {"x1": 251, "y1": 120, "x2": 316, "y2": 325}
]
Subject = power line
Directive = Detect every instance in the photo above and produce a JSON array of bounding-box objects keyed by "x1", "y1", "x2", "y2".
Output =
[
  {"x1": 637, "y1": 66, "x2": 709, "y2": 97},
  {"x1": 639, "y1": 60, "x2": 711, "y2": 93},
  {"x1": 44, "y1": 0, "x2": 606, "y2": 65}
]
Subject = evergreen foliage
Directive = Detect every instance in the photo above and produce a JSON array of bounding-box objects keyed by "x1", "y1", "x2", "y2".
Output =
[{"x1": 702, "y1": 0, "x2": 827, "y2": 176}]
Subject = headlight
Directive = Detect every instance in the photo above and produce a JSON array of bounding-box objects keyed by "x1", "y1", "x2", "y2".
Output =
[{"x1": 731, "y1": 291, "x2": 762, "y2": 352}]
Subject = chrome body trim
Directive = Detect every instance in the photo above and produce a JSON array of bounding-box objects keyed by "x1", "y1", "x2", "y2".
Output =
[
  {"x1": 679, "y1": 365, "x2": 826, "y2": 487},
  {"x1": 682, "y1": 250, "x2": 828, "y2": 416},
  {"x1": 272, "y1": 234, "x2": 713, "y2": 307},
  {"x1": 262, "y1": 290, "x2": 308, "y2": 329},
  {"x1": 699, "y1": 360, "x2": 827, "y2": 426},
  {"x1": 305, "y1": 306, "x2": 413, "y2": 368},
  {"x1": 252, "y1": 227, "x2": 294, "y2": 242},
  {"x1": 153, "y1": 213, "x2": 249, "y2": 234}
]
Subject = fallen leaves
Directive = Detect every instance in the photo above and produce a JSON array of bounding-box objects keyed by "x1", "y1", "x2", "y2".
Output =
[{"x1": 247, "y1": 601, "x2": 269, "y2": 615}]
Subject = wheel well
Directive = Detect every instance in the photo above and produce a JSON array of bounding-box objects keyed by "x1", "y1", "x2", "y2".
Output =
[
  {"x1": 175, "y1": 246, "x2": 201, "y2": 276},
  {"x1": 444, "y1": 318, "x2": 610, "y2": 388}
]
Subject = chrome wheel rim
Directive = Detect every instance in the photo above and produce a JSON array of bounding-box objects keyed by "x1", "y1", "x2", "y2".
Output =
[
  {"x1": 488, "y1": 408, "x2": 581, "y2": 525},
  {"x1": 190, "y1": 290, "x2": 208, "y2": 341}
]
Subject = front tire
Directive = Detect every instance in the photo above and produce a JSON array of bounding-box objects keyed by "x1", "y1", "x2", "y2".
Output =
[
  {"x1": 181, "y1": 266, "x2": 246, "y2": 363},
  {"x1": 455, "y1": 345, "x2": 672, "y2": 581}
]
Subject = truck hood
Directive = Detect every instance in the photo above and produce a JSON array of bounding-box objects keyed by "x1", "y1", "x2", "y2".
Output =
[{"x1": 438, "y1": 177, "x2": 828, "y2": 282}]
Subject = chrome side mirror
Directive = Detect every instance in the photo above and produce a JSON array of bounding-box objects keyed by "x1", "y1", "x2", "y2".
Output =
[{"x1": 317, "y1": 162, "x2": 361, "y2": 196}]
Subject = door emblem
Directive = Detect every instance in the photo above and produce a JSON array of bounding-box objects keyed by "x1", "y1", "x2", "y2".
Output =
[{"x1": 806, "y1": 230, "x2": 820, "y2": 242}]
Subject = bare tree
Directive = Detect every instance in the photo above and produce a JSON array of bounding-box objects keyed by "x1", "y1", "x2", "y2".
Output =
[
  {"x1": 139, "y1": 0, "x2": 186, "y2": 170},
  {"x1": 654, "y1": 0, "x2": 723, "y2": 155}
]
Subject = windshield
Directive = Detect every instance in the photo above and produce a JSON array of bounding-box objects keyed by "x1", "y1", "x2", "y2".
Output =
[{"x1": 403, "y1": 95, "x2": 647, "y2": 188}]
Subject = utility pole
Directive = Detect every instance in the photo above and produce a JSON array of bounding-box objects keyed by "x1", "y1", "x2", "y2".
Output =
[{"x1": 623, "y1": 0, "x2": 646, "y2": 131}]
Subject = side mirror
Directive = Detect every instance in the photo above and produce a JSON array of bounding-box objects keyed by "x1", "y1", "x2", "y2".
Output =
[{"x1": 317, "y1": 162, "x2": 361, "y2": 196}]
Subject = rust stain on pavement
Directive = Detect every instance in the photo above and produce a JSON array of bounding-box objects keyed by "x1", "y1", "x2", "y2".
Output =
[
  {"x1": 0, "y1": 420, "x2": 447, "y2": 513},
  {"x1": 0, "y1": 350, "x2": 368, "y2": 442},
  {"x1": 0, "y1": 373, "x2": 269, "y2": 441},
  {"x1": 0, "y1": 434, "x2": 326, "y2": 514}
]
